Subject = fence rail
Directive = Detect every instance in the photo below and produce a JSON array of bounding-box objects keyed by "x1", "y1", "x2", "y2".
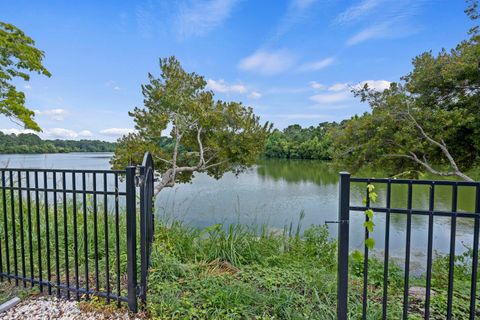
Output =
[
  {"x1": 337, "y1": 172, "x2": 480, "y2": 320},
  {"x1": 0, "y1": 153, "x2": 156, "y2": 312}
]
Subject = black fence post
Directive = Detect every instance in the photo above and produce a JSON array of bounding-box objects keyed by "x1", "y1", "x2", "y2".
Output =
[
  {"x1": 139, "y1": 163, "x2": 147, "y2": 305},
  {"x1": 126, "y1": 166, "x2": 138, "y2": 313},
  {"x1": 337, "y1": 172, "x2": 350, "y2": 320}
]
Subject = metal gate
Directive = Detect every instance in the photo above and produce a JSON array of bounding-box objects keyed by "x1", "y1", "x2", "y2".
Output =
[
  {"x1": 139, "y1": 152, "x2": 155, "y2": 305},
  {"x1": 336, "y1": 172, "x2": 480, "y2": 319}
]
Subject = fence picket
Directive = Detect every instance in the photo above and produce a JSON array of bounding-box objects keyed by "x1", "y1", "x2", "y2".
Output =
[{"x1": 341, "y1": 174, "x2": 480, "y2": 320}]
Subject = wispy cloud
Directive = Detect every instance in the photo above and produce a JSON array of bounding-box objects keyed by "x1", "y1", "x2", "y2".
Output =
[
  {"x1": 176, "y1": 0, "x2": 239, "y2": 38},
  {"x1": 34, "y1": 108, "x2": 68, "y2": 121},
  {"x1": 206, "y1": 79, "x2": 247, "y2": 94},
  {"x1": 238, "y1": 49, "x2": 295, "y2": 75},
  {"x1": 271, "y1": 0, "x2": 320, "y2": 41},
  {"x1": 346, "y1": 22, "x2": 392, "y2": 45},
  {"x1": 105, "y1": 80, "x2": 121, "y2": 91},
  {"x1": 265, "y1": 86, "x2": 310, "y2": 94},
  {"x1": 310, "y1": 92, "x2": 351, "y2": 104},
  {"x1": 298, "y1": 57, "x2": 335, "y2": 72},
  {"x1": 328, "y1": 83, "x2": 349, "y2": 92},
  {"x1": 135, "y1": 2, "x2": 155, "y2": 38},
  {"x1": 342, "y1": 0, "x2": 424, "y2": 46},
  {"x1": 310, "y1": 81, "x2": 325, "y2": 90},
  {"x1": 248, "y1": 91, "x2": 262, "y2": 99},
  {"x1": 334, "y1": 0, "x2": 382, "y2": 25}
]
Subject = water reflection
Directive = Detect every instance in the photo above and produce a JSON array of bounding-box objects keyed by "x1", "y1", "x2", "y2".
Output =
[
  {"x1": 253, "y1": 159, "x2": 477, "y2": 272},
  {"x1": 256, "y1": 159, "x2": 339, "y2": 186}
]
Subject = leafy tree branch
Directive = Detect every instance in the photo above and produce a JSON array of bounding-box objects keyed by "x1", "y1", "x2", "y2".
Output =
[{"x1": 111, "y1": 57, "x2": 271, "y2": 195}]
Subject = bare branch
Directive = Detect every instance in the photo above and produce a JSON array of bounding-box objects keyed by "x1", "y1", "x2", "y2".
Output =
[
  {"x1": 384, "y1": 152, "x2": 473, "y2": 181},
  {"x1": 154, "y1": 156, "x2": 172, "y2": 165},
  {"x1": 196, "y1": 126, "x2": 205, "y2": 168},
  {"x1": 403, "y1": 108, "x2": 473, "y2": 182},
  {"x1": 204, "y1": 159, "x2": 229, "y2": 170}
]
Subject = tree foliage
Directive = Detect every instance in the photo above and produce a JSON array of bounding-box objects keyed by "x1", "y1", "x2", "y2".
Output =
[
  {"x1": 264, "y1": 122, "x2": 338, "y2": 160},
  {"x1": 0, "y1": 132, "x2": 115, "y2": 153},
  {"x1": 111, "y1": 57, "x2": 271, "y2": 193},
  {"x1": 0, "y1": 22, "x2": 51, "y2": 131},
  {"x1": 332, "y1": 2, "x2": 480, "y2": 180}
]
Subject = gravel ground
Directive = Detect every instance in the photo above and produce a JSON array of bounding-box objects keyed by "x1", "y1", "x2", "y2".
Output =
[{"x1": 0, "y1": 296, "x2": 139, "y2": 319}]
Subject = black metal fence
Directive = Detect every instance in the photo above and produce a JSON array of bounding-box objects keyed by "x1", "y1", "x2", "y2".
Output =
[
  {"x1": 0, "y1": 152, "x2": 155, "y2": 312},
  {"x1": 337, "y1": 172, "x2": 480, "y2": 319}
]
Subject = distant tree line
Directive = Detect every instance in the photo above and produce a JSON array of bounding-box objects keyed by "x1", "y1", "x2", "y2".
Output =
[
  {"x1": 263, "y1": 122, "x2": 339, "y2": 160},
  {"x1": 0, "y1": 132, "x2": 116, "y2": 154}
]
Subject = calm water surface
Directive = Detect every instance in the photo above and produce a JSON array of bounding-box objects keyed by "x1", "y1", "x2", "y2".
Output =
[{"x1": 0, "y1": 153, "x2": 476, "y2": 271}]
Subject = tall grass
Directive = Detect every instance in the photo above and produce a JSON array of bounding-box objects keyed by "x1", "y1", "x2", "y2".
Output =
[
  {"x1": 147, "y1": 216, "x2": 480, "y2": 319},
  {"x1": 0, "y1": 189, "x2": 130, "y2": 298}
]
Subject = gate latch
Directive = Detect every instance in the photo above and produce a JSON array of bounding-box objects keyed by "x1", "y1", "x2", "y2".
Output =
[
  {"x1": 135, "y1": 175, "x2": 144, "y2": 187},
  {"x1": 324, "y1": 220, "x2": 349, "y2": 225}
]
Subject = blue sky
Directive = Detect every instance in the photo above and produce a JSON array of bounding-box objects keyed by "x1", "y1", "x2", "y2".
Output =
[{"x1": 0, "y1": 0, "x2": 474, "y2": 141}]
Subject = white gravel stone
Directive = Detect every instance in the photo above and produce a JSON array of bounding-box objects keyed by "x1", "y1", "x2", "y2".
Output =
[{"x1": 0, "y1": 296, "x2": 138, "y2": 319}]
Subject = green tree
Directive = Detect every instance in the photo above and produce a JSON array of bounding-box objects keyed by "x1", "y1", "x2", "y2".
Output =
[
  {"x1": 333, "y1": 1, "x2": 480, "y2": 181},
  {"x1": 264, "y1": 122, "x2": 338, "y2": 160},
  {"x1": 0, "y1": 22, "x2": 51, "y2": 131},
  {"x1": 111, "y1": 56, "x2": 272, "y2": 194}
]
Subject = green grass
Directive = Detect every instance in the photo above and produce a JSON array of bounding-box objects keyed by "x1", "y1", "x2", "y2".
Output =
[
  {"x1": 0, "y1": 281, "x2": 39, "y2": 304},
  {"x1": 0, "y1": 189, "x2": 130, "y2": 297},
  {"x1": 146, "y1": 220, "x2": 480, "y2": 319}
]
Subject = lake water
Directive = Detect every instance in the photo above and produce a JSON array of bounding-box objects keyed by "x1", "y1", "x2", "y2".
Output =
[{"x1": 0, "y1": 153, "x2": 477, "y2": 272}]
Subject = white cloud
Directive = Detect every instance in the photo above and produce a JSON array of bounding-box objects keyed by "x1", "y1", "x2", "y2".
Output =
[
  {"x1": 206, "y1": 79, "x2": 247, "y2": 94},
  {"x1": 309, "y1": 81, "x2": 324, "y2": 90},
  {"x1": 335, "y1": 0, "x2": 382, "y2": 25},
  {"x1": 100, "y1": 128, "x2": 136, "y2": 137},
  {"x1": 24, "y1": 84, "x2": 31, "y2": 90},
  {"x1": 310, "y1": 92, "x2": 351, "y2": 104},
  {"x1": 34, "y1": 108, "x2": 67, "y2": 121},
  {"x1": 354, "y1": 80, "x2": 391, "y2": 91},
  {"x1": 298, "y1": 57, "x2": 335, "y2": 72},
  {"x1": 239, "y1": 50, "x2": 295, "y2": 75},
  {"x1": 78, "y1": 130, "x2": 94, "y2": 137},
  {"x1": 309, "y1": 104, "x2": 353, "y2": 111},
  {"x1": 248, "y1": 91, "x2": 262, "y2": 99},
  {"x1": 328, "y1": 83, "x2": 349, "y2": 92},
  {"x1": 176, "y1": 0, "x2": 239, "y2": 38},
  {"x1": 0, "y1": 128, "x2": 37, "y2": 135},
  {"x1": 309, "y1": 79, "x2": 390, "y2": 106},
  {"x1": 44, "y1": 128, "x2": 80, "y2": 139},
  {"x1": 105, "y1": 80, "x2": 121, "y2": 91},
  {"x1": 346, "y1": 22, "x2": 392, "y2": 46}
]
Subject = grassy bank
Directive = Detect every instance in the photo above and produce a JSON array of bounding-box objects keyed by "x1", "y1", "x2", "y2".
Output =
[{"x1": 145, "y1": 221, "x2": 479, "y2": 319}]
